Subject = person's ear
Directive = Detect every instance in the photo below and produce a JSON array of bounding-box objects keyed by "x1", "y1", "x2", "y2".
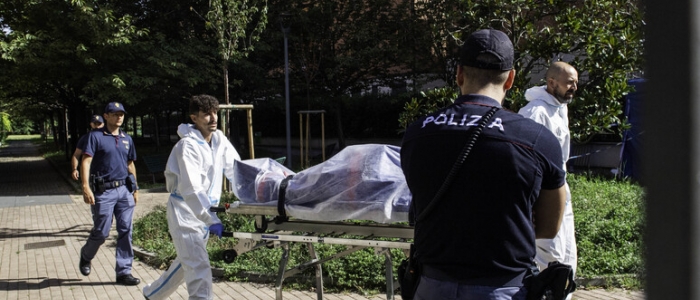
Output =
[
  {"x1": 456, "y1": 65, "x2": 465, "y2": 86},
  {"x1": 190, "y1": 114, "x2": 197, "y2": 123},
  {"x1": 546, "y1": 76, "x2": 555, "y2": 86},
  {"x1": 504, "y1": 69, "x2": 516, "y2": 90},
  {"x1": 545, "y1": 76, "x2": 557, "y2": 93}
]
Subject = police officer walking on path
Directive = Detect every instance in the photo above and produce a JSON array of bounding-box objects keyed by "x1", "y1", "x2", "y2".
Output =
[
  {"x1": 518, "y1": 61, "x2": 579, "y2": 300},
  {"x1": 78, "y1": 102, "x2": 141, "y2": 286},
  {"x1": 71, "y1": 114, "x2": 104, "y2": 181},
  {"x1": 400, "y1": 29, "x2": 567, "y2": 299}
]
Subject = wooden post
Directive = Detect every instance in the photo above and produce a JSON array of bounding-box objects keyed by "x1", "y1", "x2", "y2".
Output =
[
  {"x1": 218, "y1": 104, "x2": 255, "y2": 159},
  {"x1": 297, "y1": 110, "x2": 326, "y2": 169}
]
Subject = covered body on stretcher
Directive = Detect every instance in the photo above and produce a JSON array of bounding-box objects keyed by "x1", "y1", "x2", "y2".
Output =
[
  {"x1": 218, "y1": 144, "x2": 413, "y2": 299},
  {"x1": 229, "y1": 143, "x2": 412, "y2": 224}
]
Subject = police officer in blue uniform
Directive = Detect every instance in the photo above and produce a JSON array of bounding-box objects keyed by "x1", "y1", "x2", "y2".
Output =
[
  {"x1": 71, "y1": 115, "x2": 104, "y2": 181},
  {"x1": 78, "y1": 102, "x2": 140, "y2": 286},
  {"x1": 400, "y1": 29, "x2": 567, "y2": 299}
]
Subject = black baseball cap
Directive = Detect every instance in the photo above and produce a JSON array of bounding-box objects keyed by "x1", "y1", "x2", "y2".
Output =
[{"x1": 460, "y1": 29, "x2": 514, "y2": 71}]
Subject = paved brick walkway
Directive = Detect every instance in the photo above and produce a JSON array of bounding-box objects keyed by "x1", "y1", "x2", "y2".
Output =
[{"x1": 0, "y1": 140, "x2": 644, "y2": 299}]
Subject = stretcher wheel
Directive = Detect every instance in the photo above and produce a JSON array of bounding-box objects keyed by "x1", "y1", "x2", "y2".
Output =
[
  {"x1": 254, "y1": 217, "x2": 268, "y2": 233},
  {"x1": 223, "y1": 250, "x2": 238, "y2": 263}
]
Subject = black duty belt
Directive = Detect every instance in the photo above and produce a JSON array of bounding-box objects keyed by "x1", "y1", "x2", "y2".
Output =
[
  {"x1": 104, "y1": 180, "x2": 126, "y2": 189},
  {"x1": 422, "y1": 265, "x2": 528, "y2": 287}
]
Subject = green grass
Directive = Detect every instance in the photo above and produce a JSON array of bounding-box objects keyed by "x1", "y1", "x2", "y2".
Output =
[
  {"x1": 569, "y1": 174, "x2": 645, "y2": 289},
  {"x1": 6, "y1": 134, "x2": 43, "y2": 141},
  {"x1": 133, "y1": 198, "x2": 407, "y2": 295},
  {"x1": 131, "y1": 173, "x2": 646, "y2": 294}
]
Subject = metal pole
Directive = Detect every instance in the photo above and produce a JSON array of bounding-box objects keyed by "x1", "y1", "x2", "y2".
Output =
[
  {"x1": 299, "y1": 113, "x2": 304, "y2": 167},
  {"x1": 284, "y1": 28, "x2": 292, "y2": 168}
]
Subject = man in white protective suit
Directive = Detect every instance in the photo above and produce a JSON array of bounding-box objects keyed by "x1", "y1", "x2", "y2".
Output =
[
  {"x1": 518, "y1": 61, "x2": 578, "y2": 298},
  {"x1": 143, "y1": 94, "x2": 241, "y2": 300}
]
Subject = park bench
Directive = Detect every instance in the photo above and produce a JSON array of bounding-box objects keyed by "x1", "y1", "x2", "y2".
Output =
[{"x1": 142, "y1": 154, "x2": 169, "y2": 184}]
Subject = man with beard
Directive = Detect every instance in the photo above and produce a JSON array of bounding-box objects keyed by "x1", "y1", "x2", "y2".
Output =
[
  {"x1": 518, "y1": 61, "x2": 579, "y2": 299},
  {"x1": 143, "y1": 94, "x2": 241, "y2": 300}
]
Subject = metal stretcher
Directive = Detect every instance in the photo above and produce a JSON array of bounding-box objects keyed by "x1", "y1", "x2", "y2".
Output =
[{"x1": 212, "y1": 202, "x2": 413, "y2": 300}]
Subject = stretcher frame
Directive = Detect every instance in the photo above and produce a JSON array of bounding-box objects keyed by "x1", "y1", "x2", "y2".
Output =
[{"x1": 214, "y1": 203, "x2": 414, "y2": 300}]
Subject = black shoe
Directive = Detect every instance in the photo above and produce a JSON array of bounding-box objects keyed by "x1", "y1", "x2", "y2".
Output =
[
  {"x1": 79, "y1": 257, "x2": 91, "y2": 276},
  {"x1": 116, "y1": 274, "x2": 141, "y2": 286}
]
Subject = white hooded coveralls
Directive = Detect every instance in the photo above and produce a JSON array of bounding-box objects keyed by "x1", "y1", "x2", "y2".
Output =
[
  {"x1": 143, "y1": 124, "x2": 240, "y2": 300},
  {"x1": 518, "y1": 85, "x2": 578, "y2": 279}
]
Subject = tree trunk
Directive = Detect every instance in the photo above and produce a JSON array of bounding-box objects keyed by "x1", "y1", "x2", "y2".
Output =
[
  {"x1": 223, "y1": 64, "x2": 231, "y2": 140},
  {"x1": 67, "y1": 101, "x2": 87, "y2": 152},
  {"x1": 154, "y1": 110, "x2": 161, "y2": 152},
  {"x1": 61, "y1": 108, "x2": 70, "y2": 160},
  {"x1": 49, "y1": 112, "x2": 58, "y2": 148},
  {"x1": 132, "y1": 115, "x2": 137, "y2": 138},
  {"x1": 224, "y1": 64, "x2": 230, "y2": 105},
  {"x1": 223, "y1": 63, "x2": 231, "y2": 190},
  {"x1": 335, "y1": 100, "x2": 346, "y2": 150}
]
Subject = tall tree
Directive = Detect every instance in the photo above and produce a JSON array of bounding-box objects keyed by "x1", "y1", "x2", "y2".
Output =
[
  {"x1": 1, "y1": 0, "x2": 225, "y2": 151},
  {"x1": 261, "y1": 0, "x2": 421, "y2": 148},
  {"x1": 113, "y1": 0, "x2": 222, "y2": 147},
  {"x1": 404, "y1": 0, "x2": 645, "y2": 143},
  {"x1": 200, "y1": 0, "x2": 268, "y2": 106},
  {"x1": 0, "y1": 0, "x2": 147, "y2": 154}
]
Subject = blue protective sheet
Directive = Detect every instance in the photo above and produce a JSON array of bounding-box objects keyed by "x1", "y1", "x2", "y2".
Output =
[
  {"x1": 620, "y1": 79, "x2": 644, "y2": 182},
  {"x1": 231, "y1": 144, "x2": 412, "y2": 223}
]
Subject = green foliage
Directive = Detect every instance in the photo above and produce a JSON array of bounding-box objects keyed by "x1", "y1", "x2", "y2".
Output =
[
  {"x1": 412, "y1": 0, "x2": 645, "y2": 143},
  {"x1": 0, "y1": 0, "x2": 155, "y2": 144},
  {"x1": 555, "y1": 0, "x2": 644, "y2": 143},
  {"x1": 10, "y1": 118, "x2": 34, "y2": 135},
  {"x1": 205, "y1": 0, "x2": 268, "y2": 63},
  {"x1": 0, "y1": 0, "x2": 148, "y2": 97},
  {"x1": 0, "y1": 0, "x2": 225, "y2": 148},
  {"x1": 132, "y1": 205, "x2": 174, "y2": 266},
  {"x1": 133, "y1": 176, "x2": 646, "y2": 292},
  {"x1": 1, "y1": 0, "x2": 645, "y2": 148},
  {"x1": 569, "y1": 173, "x2": 645, "y2": 288},
  {"x1": 397, "y1": 87, "x2": 458, "y2": 132},
  {"x1": 272, "y1": 0, "x2": 417, "y2": 98},
  {"x1": 0, "y1": 112, "x2": 11, "y2": 143},
  {"x1": 202, "y1": 0, "x2": 268, "y2": 105}
]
